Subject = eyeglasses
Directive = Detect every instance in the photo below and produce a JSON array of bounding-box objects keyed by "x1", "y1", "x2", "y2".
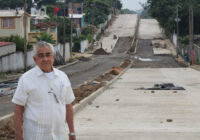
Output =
[{"x1": 37, "y1": 52, "x2": 53, "y2": 58}]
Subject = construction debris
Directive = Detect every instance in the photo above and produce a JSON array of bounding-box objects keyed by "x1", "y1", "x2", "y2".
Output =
[{"x1": 93, "y1": 48, "x2": 109, "y2": 55}]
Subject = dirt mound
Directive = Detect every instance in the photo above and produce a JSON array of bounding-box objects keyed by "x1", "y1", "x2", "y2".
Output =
[
  {"x1": 93, "y1": 48, "x2": 109, "y2": 55},
  {"x1": 0, "y1": 120, "x2": 14, "y2": 140}
]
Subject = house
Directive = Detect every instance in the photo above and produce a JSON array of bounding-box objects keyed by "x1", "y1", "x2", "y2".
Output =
[
  {"x1": 71, "y1": 3, "x2": 83, "y2": 14},
  {"x1": 28, "y1": 22, "x2": 58, "y2": 44},
  {"x1": 0, "y1": 42, "x2": 16, "y2": 57},
  {"x1": 69, "y1": 13, "x2": 85, "y2": 29},
  {"x1": 0, "y1": 9, "x2": 30, "y2": 38},
  {"x1": 68, "y1": 3, "x2": 85, "y2": 29},
  {"x1": 31, "y1": 5, "x2": 49, "y2": 24}
]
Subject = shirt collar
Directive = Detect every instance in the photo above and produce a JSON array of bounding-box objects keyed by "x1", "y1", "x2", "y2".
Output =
[{"x1": 35, "y1": 66, "x2": 59, "y2": 77}]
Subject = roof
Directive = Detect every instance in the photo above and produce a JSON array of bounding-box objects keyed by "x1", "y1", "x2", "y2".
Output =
[
  {"x1": 31, "y1": 14, "x2": 49, "y2": 20},
  {"x1": 0, "y1": 42, "x2": 13, "y2": 47},
  {"x1": 69, "y1": 14, "x2": 85, "y2": 19},
  {"x1": 34, "y1": 22, "x2": 58, "y2": 28},
  {"x1": 0, "y1": 10, "x2": 30, "y2": 17}
]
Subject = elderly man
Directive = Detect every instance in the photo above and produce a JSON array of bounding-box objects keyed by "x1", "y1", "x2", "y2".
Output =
[{"x1": 12, "y1": 41, "x2": 76, "y2": 140}]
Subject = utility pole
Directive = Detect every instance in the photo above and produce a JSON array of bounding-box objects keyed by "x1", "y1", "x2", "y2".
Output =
[
  {"x1": 91, "y1": 3, "x2": 94, "y2": 25},
  {"x1": 24, "y1": 0, "x2": 27, "y2": 71},
  {"x1": 189, "y1": 5, "x2": 194, "y2": 65},
  {"x1": 63, "y1": 0, "x2": 66, "y2": 61},
  {"x1": 176, "y1": 5, "x2": 179, "y2": 58},
  {"x1": 70, "y1": 2, "x2": 73, "y2": 57}
]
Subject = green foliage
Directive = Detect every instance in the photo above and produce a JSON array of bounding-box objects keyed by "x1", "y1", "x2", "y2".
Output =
[
  {"x1": 81, "y1": 26, "x2": 93, "y2": 35},
  {"x1": 0, "y1": 0, "x2": 24, "y2": 9},
  {"x1": 121, "y1": 9, "x2": 137, "y2": 14},
  {"x1": 86, "y1": 34, "x2": 93, "y2": 43},
  {"x1": 0, "y1": 72, "x2": 5, "y2": 76},
  {"x1": 179, "y1": 36, "x2": 189, "y2": 45},
  {"x1": 83, "y1": 0, "x2": 122, "y2": 26},
  {"x1": 33, "y1": 32, "x2": 56, "y2": 44},
  {"x1": 72, "y1": 36, "x2": 81, "y2": 52},
  {"x1": 0, "y1": 35, "x2": 32, "y2": 52},
  {"x1": 147, "y1": 0, "x2": 200, "y2": 36},
  {"x1": 46, "y1": 5, "x2": 55, "y2": 16}
]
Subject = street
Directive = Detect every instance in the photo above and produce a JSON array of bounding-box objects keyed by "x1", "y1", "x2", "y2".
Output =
[
  {"x1": 74, "y1": 16, "x2": 200, "y2": 139},
  {"x1": 1, "y1": 14, "x2": 200, "y2": 140}
]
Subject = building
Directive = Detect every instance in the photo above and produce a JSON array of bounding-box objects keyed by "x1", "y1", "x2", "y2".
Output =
[
  {"x1": 28, "y1": 22, "x2": 58, "y2": 45},
  {"x1": 0, "y1": 9, "x2": 30, "y2": 38},
  {"x1": 68, "y1": 3, "x2": 85, "y2": 30},
  {"x1": 31, "y1": 5, "x2": 49, "y2": 24},
  {"x1": 0, "y1": 42, "x2": 16, "y2": 57}
]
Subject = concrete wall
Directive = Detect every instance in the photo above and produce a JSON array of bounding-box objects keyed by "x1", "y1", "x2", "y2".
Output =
[
  {"x1": 0, "y1": 43, "x2": 70, "y2": 72},
  {"x1": 54, "y1": 43, "x2": 71, "y2": 61},
  {"x1": 80, "y1": 40, "x2": 89, "y2": 53},
  {"x1": 0, "y1": 16, "x2": 30, "y2": 38},
  {"x1": 194, "y1": 44, "x2": 200, "y2": 62},
  {"x1": 0, "y1": 43, "x2": 16, "y2": 57}
]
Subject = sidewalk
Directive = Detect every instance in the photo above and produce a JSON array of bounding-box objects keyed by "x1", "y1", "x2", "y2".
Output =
[{"x1": 74, "y1": 68, "x2": 200, "y2": 140}]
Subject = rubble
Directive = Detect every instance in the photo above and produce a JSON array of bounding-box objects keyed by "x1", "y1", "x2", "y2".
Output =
[{"x1": 93, "y1": 48, "x2": 109, "y2": 55}]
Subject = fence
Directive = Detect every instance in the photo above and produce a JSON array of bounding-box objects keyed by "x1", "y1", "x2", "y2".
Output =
[{"x1": 173, "y1": 33, "x2": 200, "y2": 63}]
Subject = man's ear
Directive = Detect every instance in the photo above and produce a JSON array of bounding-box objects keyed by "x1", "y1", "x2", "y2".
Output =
[{"x1": 33, "y1": 56, "x2": 37, "y2": 63}]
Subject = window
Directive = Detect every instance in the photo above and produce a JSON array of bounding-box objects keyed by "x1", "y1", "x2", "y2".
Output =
[
  {"x1": 50, "y1": 27, "x2": 56, "y2": 33},
  {"x1": 1, "y1": 18, "x2": 15, "y2": 29}
]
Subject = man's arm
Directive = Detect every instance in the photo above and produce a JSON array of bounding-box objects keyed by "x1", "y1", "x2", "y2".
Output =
[
  {"x1": 14, "y1": 104, "x2": 24, "y2": 140},
  {"x1": 66, "y1": 104, "x2": 76, "y2": 140}
]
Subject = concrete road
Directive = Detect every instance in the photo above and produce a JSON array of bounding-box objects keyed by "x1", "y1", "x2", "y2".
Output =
[
  {"x1": 138, "y1": 19, "x2": 164, "y2": 40},
  {"x1": 75, "y1": 68, "x2": 200, "y2": 140},
  {"x1": 102, "y1": 14, "x2": 138, "y2": 53}
]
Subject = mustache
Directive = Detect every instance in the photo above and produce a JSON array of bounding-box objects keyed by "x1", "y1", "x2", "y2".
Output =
[{"x1": 41, "y1": 61, "x2": 51, "y2": 65}]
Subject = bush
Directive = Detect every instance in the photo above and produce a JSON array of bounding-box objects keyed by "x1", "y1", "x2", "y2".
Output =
[
  {"x1": 0, "y1": 35, "x2": 32, "y2": 52},
  {"x1": 33, "y1": 32, "x2": 56, "y2": 44},
  {"x1": 72, "y1": 36, "x2": 81, "y2": 52},
  {"x1": 81, "y1": 26, "x2": 93, "y2": 35},
  {"x1": 179, "y1": 36, "x2": 189, "y2": 45}
]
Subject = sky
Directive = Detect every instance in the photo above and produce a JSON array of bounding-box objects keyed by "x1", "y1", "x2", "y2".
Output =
[{"x1": 121, "y1": 0, "x2": 147, "y2": 11}]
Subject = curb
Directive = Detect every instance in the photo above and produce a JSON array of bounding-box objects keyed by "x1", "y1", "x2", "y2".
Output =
[
  {"x1": 57, "y1": 60, "x2": 79, "y2": 70},
  {"x1": 73, "y1": 63, "x2": 132, "y2": 114}
]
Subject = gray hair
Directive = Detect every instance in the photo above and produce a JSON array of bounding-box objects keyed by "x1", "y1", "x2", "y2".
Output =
[{"x1": 33, "y1": 41, "x2": 55, "y2": 56}]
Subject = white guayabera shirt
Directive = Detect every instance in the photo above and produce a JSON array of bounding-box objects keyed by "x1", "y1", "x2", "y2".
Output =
[{"x1": 12, "y1": 66, "x2": 75, "y2": 140}]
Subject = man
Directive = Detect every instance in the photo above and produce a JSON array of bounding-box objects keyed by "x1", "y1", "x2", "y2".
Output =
[{"x1": 12, "y1": 41, "x2": 76, "y2": 140}]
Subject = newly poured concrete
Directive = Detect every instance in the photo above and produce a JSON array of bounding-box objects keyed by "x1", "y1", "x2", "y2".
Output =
[{"x1": 75, "y1": 68, "x2": 200, "y2": 140}]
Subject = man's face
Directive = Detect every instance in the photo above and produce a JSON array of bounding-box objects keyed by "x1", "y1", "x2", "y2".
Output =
[{"x1": 33, "y1": 45, "x2": 55, "y2": 72}]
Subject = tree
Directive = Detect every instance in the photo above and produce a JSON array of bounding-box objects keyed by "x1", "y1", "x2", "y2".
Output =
[
  {"x1": 0, "y1": 0, "x2": 24, "y2": 9},
  {"x1": 83, "y1": 0, "x2": 122, "y2": 26},
  {"x1": 147, "y1": 0, "x2": 200, "y2": 36},
  {"x1": 33, "y1": 32, "x2": 56, "y2": 44}
]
